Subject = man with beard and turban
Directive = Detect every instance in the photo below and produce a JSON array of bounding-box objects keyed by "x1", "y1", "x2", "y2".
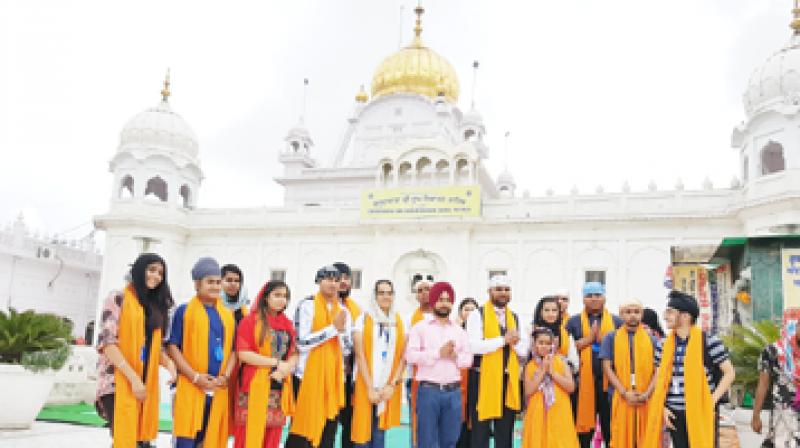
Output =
[
  {"x1": 406, "y1": 281, "x2": 472, "y2": 448},
  {"x1": 565, "y1": 281, "x2": 622, "y2": 448},
  {"x1": 465, "y1": 275, "x2": 527, "y2": 448},
  {"x1": 643, "y1": 291, "x2": 735, "y2": 448}
]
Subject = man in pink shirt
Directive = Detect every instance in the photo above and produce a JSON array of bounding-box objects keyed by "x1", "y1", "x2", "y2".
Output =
[{"x1": 406, "y1": 281, "x2": 472, "y2": 448}]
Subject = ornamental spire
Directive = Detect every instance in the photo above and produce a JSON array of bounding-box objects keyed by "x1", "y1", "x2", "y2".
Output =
[
  {"x1": 160, "y1": 68, "x2": 171, "y2": 102},
  {"x1": 412, "y1": 2, "x2": 424, "y2": 46}
]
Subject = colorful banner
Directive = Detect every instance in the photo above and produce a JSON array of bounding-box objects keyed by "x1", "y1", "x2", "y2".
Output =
[
  {"x1": 672, "y1": 264, "x2": 712, "y2": 331},
  {"x1": 360, "y1": 185, "x2": 481, "y2": 219},
  {"x1": 782, "y1": 248, "x2": 800, "y2": 309}
]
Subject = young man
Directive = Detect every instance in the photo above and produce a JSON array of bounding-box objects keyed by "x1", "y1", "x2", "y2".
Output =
[
  {"x1": 643, "y1": 291, "x2": 735, "y2": 448},
  {"x1": 220, "y1": 264, "x2": 249, "y2": 325},
  {"x1": 285, "y1": 265, "x2": 352, "y2": 448},
  {"x1": 406, "y1": 281, "x2": 472, "y2": 448},
  {"x1": 168, "y1": 257, "x2": 237, "y2": 448},
  {"x1": 406, "y1": 277, "x2": 433, "y2": 448},
  {"x1": 599, "y1": 298, "x2": 658, "y2": 448},
  {"x1": 751, "y1": 319, "x2": 800, "y2": 448},
  {"x1": 565, "y1": 281, "x2": 622, "y2": 448},
  {"x1": 465, "y1": 275, "x2": 527, "y2": 448},
  {"x1": 333, "y1": 262, "x2": 361, "y2": 448}
]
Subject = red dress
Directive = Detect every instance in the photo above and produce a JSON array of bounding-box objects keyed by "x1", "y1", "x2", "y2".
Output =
[{"x1": 232, "y1": 311, "x2": 296, "y2": 448}]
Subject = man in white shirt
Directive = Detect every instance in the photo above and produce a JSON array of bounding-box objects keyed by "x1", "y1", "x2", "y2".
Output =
[
  {"x1": 465, "y1": 275, "x2": 528, "y2": 448},
  {"x1": 286, "y1": 265, "x2": 352, "y2": 448}
]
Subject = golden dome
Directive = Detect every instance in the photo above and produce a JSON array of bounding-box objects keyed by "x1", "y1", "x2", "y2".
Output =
[{"x1": 370, "y1": 5, "x2": 460, "y2": 102}]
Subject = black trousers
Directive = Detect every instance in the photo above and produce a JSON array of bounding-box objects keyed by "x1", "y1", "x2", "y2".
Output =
[
  {"x1": 577, "y1": 379, "x2": 611, "y2": 448},
  {"x1": 668, "y1": 408, "x2": 720, "y2": 448},
  {"x1": 467, "y1": 370, "x2": 517, "y2": 448},
  {"x1": 338, "y1": 379, "x2": 354, "y2": 448},
  {"x1": 284, "y1": 375, "x2": 340, "y2": 448}
]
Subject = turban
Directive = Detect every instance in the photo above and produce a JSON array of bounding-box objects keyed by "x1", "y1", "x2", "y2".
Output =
[
  {"x1": 191, "y1": 257, "x2": 221, "y2": 281},
  {"x1": 428, "y1": 281, "x2": 456, "y2": 308},
  {"x1": 582, "y1": 281, "x2": 605, "y2": 296}
]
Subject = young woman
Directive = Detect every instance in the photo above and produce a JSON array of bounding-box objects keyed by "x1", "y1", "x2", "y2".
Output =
[
  {"x1": 532, "y1": 296, "x2": 579, "y2": 373},
  {"x1": 521, "y1": 328, "x2": 578, "y2": 448},
  {"x1": 96, "y1": 253, "x2": 177, "y2": 448},
  {"x1": 233, "y1": 280, "x2": 298, "y2": 448},
  {"x1": 351, "y1": 280, "x2": 407, "y2": 448}
]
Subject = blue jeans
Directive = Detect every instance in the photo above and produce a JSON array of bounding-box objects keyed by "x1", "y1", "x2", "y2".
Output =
[
  {"x1": 416, "y1": 383, "x2": 462, "y2": 448},
  {"x1": 353, "y1": 406, "x2": 386, "y2": 448}
]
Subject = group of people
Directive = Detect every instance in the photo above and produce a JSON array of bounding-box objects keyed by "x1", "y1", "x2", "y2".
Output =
[{"x1": 96, "y1": 252, "x2": 738, "y2": 448}]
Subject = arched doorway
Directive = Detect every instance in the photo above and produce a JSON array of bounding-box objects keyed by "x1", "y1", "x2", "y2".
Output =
[{"x1": 391, "y1": 250, "x2": 447, "y2": 318}]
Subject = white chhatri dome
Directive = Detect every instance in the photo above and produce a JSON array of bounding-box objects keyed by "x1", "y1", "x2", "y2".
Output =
[
  {"x1": 744, "y1": 34, "x2": 800, "y2": 116},
  {"x1": 120, "y1": 100, "x2": 199, "y2": 157}
]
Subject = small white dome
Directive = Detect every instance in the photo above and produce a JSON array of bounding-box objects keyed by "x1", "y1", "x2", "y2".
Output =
[
  {"x1": 462, "y1": 107, "x2": 484, "y2": 126},
  {"x1": 744, "y1": 37, "x2": 800, "y2": 116},
  {"x1": 497, "y1": 169, "x2": 515, "y2": 186},
  {"x1": 119, "y1": 100, "x2": 198, "y2": 157}
]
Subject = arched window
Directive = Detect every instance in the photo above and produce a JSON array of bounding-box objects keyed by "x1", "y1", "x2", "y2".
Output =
[
  {"x1": 455, "y1": 158, "x2": 469, "y2": 184},
  {"x1": 742, "y1": 156, "x2": 749, "y2": 182},
  {"x1": 119, "y1": 175, "x2": 134, "y2": 198},
  {"x1": 381, "y1": 163, "x2": 393, "y2": 185},
  {"x1": 291, "y1": 141, "x2": 300, "y2": 152},
  {"x1": 761, "y1": 141, "x2": 785, "y2": 175},
  {"x1": 435, "y1": 160, "x2": 449, "y2": 184},
  {"x1": 144, "y1": 176, "x2": 168, "y2": 202},
  {"x1": 464, "y1": 129, "x2": 476, "y2": 142},
  {"x1": 416, "y1": 157, "x2": 432, "y2": 185},
  {"x1": 179, "y1": 184, "x2": 191, "y2": 208},
  {"x1": 398, "y1": 162, "x2": 412, "y2": 186}
]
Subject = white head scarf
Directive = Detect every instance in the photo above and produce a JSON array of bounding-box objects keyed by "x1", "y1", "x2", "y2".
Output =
[{"x1": 367, "y1": 280, "x2": 397, "y2": 325}]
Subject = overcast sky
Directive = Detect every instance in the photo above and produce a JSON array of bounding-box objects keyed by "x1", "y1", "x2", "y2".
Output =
[{"x1": 0, "y1": 0, "x2": 793, "y2": 239}]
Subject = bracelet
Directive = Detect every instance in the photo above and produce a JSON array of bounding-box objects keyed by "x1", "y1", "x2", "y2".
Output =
[{"x1": 192, "y1": 372, "x2": 200, "y2": 384}]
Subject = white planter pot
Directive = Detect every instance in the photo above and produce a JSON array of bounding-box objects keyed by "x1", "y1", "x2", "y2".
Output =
[{"x1": 0, "y1": 363, "x2": 56, "y2": 429}]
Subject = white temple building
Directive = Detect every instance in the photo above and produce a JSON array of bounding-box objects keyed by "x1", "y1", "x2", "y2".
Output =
[{"x1": 95, "y1": 5, "x2": 800, "y2": 326}]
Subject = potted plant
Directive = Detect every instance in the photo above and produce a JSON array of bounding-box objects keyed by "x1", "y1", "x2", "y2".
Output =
[{"x1": 0, "y1": 308, "x2": 72, "y2": 429}]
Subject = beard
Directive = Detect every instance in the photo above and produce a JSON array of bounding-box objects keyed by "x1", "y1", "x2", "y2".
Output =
[
  {"x1": 433, "y1": 307, "x2": 452, "y2": 318},
  {"x1": 491, "y1": 297, "x2": 509, "y2": 308},
  {"x1": 338, "y1": 288, "x2": 351, "y2": 300}
]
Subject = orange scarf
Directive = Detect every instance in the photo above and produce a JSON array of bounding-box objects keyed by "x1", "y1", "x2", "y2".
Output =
[
  {"x1": 610, "y1": 326, "x2": 654, "y2": 448},
  {"x1": 643, "y1": 326, "x2": 715, "y2": 448},
  {"x1": 351, "y1": 313, "x2": 405, "y2": 444},
  {"x1": 342, "y1": 296, "x2": 361, "y2": 320},
  {"x1": 173, "y1": 297, "x2": 235, "y2": 448},
  {"x1": 521, "y1": 356, "x2": 579, "y2": 448},
  {"x1": 244, "y1": 317, "x2": 296, "y2": 448},
  {"x1": 113, "y1": 286, "x2": 162, "y2": 447},
  {"x1": 409, "y1": 307, "x2": 426, "y2": 447},
  {"x1": 289, "y1": 293, "x2": 345, "y2": 446},
  {"x1": 576, "y1": 309, "x2": 615, "y2": 433},
  {"x1": 477, "y1": 301, "x2": 521, "y2": 421}
]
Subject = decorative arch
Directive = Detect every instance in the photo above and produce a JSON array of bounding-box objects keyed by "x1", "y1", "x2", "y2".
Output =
[
  {"x1": 761, "y1": 141, "x2": 785, "y2": 175},
  {"x1": 179, "y1": 184, "x2": 191, "y2": 208},
  {"x1": 416, "y1": 157, "x2": 432, "y2": 185},
  {"x1": 144, "y1": 176, "x2": 168, "y2": 202},
  {"x1": 398, "y1": 161, "x2": 413, "y2": 186},
  {"x1": 119, "y1": 175, "x2": 134, "y2": 198}
]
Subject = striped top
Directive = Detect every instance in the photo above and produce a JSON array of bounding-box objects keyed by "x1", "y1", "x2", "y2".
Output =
[{"x1": 654, "y1": 332, "x2": 729, "y2": 411}]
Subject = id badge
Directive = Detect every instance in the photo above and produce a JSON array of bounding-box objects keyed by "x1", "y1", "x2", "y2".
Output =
[
  {"x1": 591, "y1": 342, "x2": 600, "y2": 353},
  {"x1": 630, "y1": 374, "x2": 636, "y2": 388},
  {"x1": 671, "y1": 377, "x2": 680, "y2": 395},
  {"x1": 214, "y1": 344, "x2": 224, "y2": 362},
  {"x1": 140, "y1": 346, "x2": 147, "y2": 361}
]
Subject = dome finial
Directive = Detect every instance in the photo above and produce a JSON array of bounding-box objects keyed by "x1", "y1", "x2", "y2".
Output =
[
  {"x1": 792, "y1": 0, "x2": 800, "y2": 36},
  {"x1": 160, "y1": 68, "x2": 171, "y2": 102},
  {"x1": 470, "y1": 60, "x2": 480, "y2": 110},
  {"x1": 412, "y1": 2, "x2": 424, "y2": 45},
  {"x1": 355, "y1": 84, "x2": 368, "y2": 103}
]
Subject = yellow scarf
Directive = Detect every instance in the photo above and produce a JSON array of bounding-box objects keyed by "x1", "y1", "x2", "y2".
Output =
[
  {"x1": 643, "y1": 326, "x2": 715, "y2": 448},
  {"x1": 576, "y1": 309, "x2": 615, "y2": 433},
  {"x1": 560, "y1": 312, "x2": 571, "y2": 353},
  {"x1": 610, "y1": 326, "x2": 654, "y2": 448},
  {"x1": 173, "y1": 297, "x2": 235, "y2": 448},
  {"x1": 289, "y1": 293, "x2": 345, "y2": 446},
  {"x1": 342, "y1": 296, "x2": 361, "y2": 320},
  {"x1": 521, "y1": 356, "x2": 579, "y2": 448},
  {"x1": 409, "y1": 307, "x2": 426, "y2": 447},
  {"x1": 477, "y1": 301, "x2": 521, "y2": 421},
  {"x1": 113, "y1": 286, "x2": 162, "y2": 447},
  {"x1": 351, "y1": 313, "x2": 405, "y2": 444},
  {"x1": 244, "y1": 317, "x2": 296, "y2": 448}
]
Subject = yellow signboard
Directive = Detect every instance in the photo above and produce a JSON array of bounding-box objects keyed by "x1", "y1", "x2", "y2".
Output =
[
  {"x1": 782, "y1": 248, "x2": 800, "y2": 309},
  {"x1": 360, "y1": 185, "x2": 481, "y2": 219}
]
